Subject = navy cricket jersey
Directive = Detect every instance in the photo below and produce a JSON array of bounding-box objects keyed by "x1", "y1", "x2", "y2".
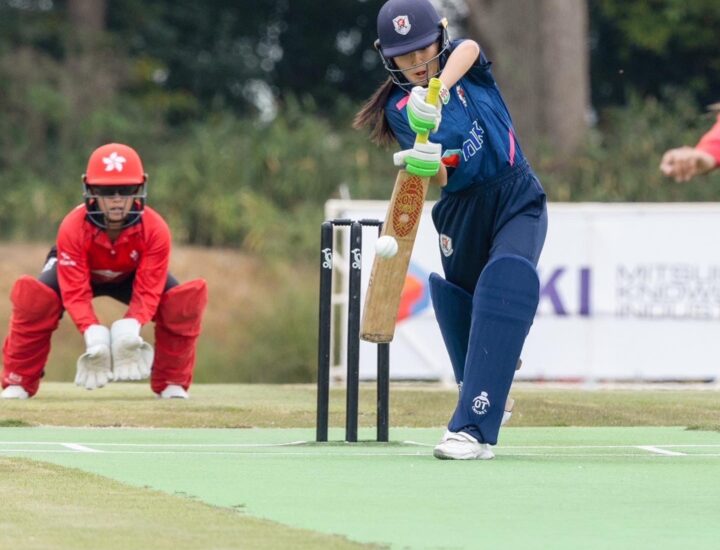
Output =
[{"x1": 385, "y1": 40, "x2": 523, "y2": 193}]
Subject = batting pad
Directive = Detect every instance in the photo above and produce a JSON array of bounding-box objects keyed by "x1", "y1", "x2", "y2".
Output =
[
  {"x1": 448, "y1": 254, "x2": 540, "y2": 445},
  {"x1": 428, "y1": 273, "x2": 472, "y2": 386}
]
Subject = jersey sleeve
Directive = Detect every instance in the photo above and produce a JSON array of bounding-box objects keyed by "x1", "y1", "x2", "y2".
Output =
[
  {"x1": 385, "y1": 92, "x2": 417, "y2": 150},
  {"x1": 696, "y1": 115, "x2": 720, "y2": 164},
  {"x1": 126, "y1": 212, "x2": 171, "y2": 324},
  {"x1": 56, "y1": 211, "x2": 99, "y2": 333}
]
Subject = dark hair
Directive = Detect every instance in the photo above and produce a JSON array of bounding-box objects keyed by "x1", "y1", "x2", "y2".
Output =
[{"x1": 353, "y1": 77, "x2": 397, "y2": 147}]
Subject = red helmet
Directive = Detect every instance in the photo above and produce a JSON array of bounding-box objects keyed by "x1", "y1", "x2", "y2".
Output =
[{"x1": 83, "y1": 143, "x2": 147, "y2": 185}]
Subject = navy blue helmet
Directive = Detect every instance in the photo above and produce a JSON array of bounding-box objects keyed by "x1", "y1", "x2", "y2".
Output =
[{"x1": 375, "y1": 0, "x2": 450, "y2": 89}]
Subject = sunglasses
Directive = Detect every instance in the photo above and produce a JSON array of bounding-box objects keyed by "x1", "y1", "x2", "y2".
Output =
[{"x1": 89, "y1": 185, "x2": 142, "y2": 197}]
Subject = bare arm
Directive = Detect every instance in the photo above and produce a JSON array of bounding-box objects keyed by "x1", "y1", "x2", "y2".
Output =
[{"x1": 438, "y1": 39, "x2": 481, "y2": 90}]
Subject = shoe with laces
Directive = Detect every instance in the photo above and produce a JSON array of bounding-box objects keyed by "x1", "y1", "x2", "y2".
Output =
[{"x1": 433, "y1": 430, "x2": 495, "y2": 460}]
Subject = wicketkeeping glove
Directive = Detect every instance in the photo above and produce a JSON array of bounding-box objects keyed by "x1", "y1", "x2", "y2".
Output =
[
  {"x1": 75, "y1": 324, "x2": 112, "y2": 390},
  {"x1": 393, "y1": 141, "x2": 442, "y2": 177},
  {"x1": 110, "y1": 318, "x2": 154, "y2": 381},
  {"x1": 407, "y1": 85, "x2": 443, "y2": 134}
]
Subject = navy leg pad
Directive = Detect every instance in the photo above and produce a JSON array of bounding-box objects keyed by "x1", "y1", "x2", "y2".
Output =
[
  {"x1": 429, "y1": 273, "x2": 472, "y2": 386},
  {"x1": 448, "y1": 255, "x2": 540, "y2": 444}
]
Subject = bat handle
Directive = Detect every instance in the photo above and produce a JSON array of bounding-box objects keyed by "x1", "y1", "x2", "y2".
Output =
[{"x1": 416, "y1": 77, "x2": 442, "y2": 145}]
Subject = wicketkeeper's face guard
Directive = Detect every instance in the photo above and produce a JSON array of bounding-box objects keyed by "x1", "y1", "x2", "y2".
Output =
[
  {"x1": 83, "y1": 183, "x2": 147, "y2": 230},
  {"x1": 82, "y1": 143, "x2": 148, "y2": 230}
]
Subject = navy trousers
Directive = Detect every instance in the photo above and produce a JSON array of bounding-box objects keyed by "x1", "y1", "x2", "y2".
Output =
[{"x1": 431, "y1": 160, "x2": 547, "y2": 443}]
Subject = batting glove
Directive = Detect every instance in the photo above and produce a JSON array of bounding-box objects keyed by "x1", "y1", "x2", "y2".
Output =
[
  {"x1": 393, "y1": 141, "x2": 442, "y2": 177},
  {"x1": 407, "y1": 85, "x2": 443, "y2": 134}
]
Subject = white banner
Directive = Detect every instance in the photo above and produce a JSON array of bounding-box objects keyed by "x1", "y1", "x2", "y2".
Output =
[{"x1": 325, "y1": 200, "x2": 720, "y2": 383}]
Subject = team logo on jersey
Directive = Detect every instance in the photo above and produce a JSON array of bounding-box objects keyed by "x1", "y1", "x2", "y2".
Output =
[
  {"x1": 472, "y1": 391, "x2": 490, "y2": 415},
  {"x1": 439, "y1": 233, "x2": 454, "y2": 257},
  {"x1": 392, "y1": 15, "x2": 411, "y2": 35},
  {"x1": 103, "y1": 151, "x2": 127, "y2": 172},
  {"x1": 462, "y1": 120, "x2": 485, "y2": 162},
  {"x1": 456, "y1": 85, "x2": 468, "y2": 107},
  {"x1": 58, "y1": 252, "x2": 76, "y2": 267}
]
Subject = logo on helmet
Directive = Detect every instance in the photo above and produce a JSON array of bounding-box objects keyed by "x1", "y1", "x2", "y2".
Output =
[
  {"x1": 103, "y1": 152, "x2": 127, "y2": 173},
  {"x1": 392, "y1": 15, "x2": 411, "y2": 35}
]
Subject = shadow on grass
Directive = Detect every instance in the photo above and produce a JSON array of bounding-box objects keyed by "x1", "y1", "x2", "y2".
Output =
[{"x1": 0, "y1": 419, "x2": 33, "y2": 427}]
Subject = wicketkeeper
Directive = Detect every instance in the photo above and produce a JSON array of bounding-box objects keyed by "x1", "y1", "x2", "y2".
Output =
[{"x1": 1, "y1": 143, "x2": 207, "y2": 399}]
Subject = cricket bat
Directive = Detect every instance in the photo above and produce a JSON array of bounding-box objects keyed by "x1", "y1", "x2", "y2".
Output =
[{"x1": 360, "y1": 77, "x2": 442, "y2": 343}]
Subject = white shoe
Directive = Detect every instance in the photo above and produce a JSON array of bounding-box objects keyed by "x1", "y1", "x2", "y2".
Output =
[
  {"x1": 1, "y1": 385, "x2": 29, "y2": 399},
  {"x1": 433, "y1": 430, "x2": 495, "y2": 460},
  {"x1": 159, "y1": 384, "x2": 188, "y2": 399}
]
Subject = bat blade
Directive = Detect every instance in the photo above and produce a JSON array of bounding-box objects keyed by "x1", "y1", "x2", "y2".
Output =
[{"x1": 361, "y1": 169, "x2": 429, "y2": 343}]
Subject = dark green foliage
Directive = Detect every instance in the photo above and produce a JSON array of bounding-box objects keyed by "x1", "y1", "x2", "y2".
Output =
[
  {"x1": 538, "y1": 90, "x2": 719, "y2": 203},
  {"x1": 590, "y1": 0, "x2": 720, "y2": 107}
]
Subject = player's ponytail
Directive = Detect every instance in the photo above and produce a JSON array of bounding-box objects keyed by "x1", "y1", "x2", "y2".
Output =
[{"x1": 353, "y1": 78, "x2": 397, "y2": 147}]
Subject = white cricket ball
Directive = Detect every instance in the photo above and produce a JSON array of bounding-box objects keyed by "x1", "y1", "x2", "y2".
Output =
[{"x1": 375, "y1": 235, "x2": 398, "y2": 258}]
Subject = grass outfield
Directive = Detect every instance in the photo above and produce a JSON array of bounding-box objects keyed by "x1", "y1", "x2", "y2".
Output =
[
  {"x1": 1, "y1": 383, "x2": 719, "y2": 549},
  {"x1": 1, "y1": 382, "x2": 719, "y2": 430}
]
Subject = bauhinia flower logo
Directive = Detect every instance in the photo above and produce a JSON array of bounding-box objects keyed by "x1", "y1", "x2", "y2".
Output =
[{"x1": 103, "y1": 152, "x2": 127, "y2": 172}]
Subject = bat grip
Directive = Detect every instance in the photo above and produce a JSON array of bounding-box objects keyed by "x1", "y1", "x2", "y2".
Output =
[{"x1": 416, "y1": 77, "x2": 442, "y2": 145}]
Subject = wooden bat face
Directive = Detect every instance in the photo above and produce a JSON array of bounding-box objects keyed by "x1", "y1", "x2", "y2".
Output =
[
  {"x1": 361, "y1": 170, "x2": 429, "y2": 343},
  {"x1": 360, "y1": 77, "x2": 442, "y2": 344}
]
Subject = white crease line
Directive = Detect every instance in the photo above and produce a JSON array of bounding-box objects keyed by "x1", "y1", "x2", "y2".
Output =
[
  {"x1": 61, "y1": 443, "x2": 103, "y2": 453},
  {"x1": 1, "y1": 448, "x2": 718, "y2": 458},
  {"x1": 636, "y1": 446, "x2": 687, "y2": 456},
  {"x1": 0, "y1": 449, "x2": 428, "y2": 456},
  {"x1": 0, "y1": 441, "x2": 308, "y2": 448},
  {"x1": 404, "y1": 441, "x2": 720, "y2": 450}
]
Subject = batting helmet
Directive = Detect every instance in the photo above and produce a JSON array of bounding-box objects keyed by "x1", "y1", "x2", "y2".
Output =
[{"x1": 375, "y1": 0, "x2": 450, "y2": 89}]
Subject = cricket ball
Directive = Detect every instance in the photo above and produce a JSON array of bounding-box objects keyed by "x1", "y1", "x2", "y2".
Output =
[{"x1": 375, "y1": 235, "x2": 398, "y2": 258}]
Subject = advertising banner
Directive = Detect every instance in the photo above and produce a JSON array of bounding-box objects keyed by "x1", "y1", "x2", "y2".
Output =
[{"x1": 325, "y1": 200, "x2": 720, "y2": 383}]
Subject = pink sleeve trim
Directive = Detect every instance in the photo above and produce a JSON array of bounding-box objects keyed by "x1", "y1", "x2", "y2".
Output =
[
  {"x1": 508, "y1": 129, "x2": 516, "y2": 166},
  {"x1": 396, "y1": 95, "x2": 410, "y2": 110}
]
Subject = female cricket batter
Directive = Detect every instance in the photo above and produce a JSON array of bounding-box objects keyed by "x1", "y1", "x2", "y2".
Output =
[
  {"x1": 660, "y1": 112, "x2": 720, "y2": 181},
  {"x1": 1, "y1": 143, "x2": 207, "y2": 399},
  {"x1": 355, "y1": 0, "x2": 547, "y2": 459}
]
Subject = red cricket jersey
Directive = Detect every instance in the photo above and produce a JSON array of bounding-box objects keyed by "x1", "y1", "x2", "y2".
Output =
[
  {"x1": 56, "y1": 205, "x2": 171, "y2": 333},
  {"x1": 696, "y1": 115, "x2": 720, "y2": 164}
]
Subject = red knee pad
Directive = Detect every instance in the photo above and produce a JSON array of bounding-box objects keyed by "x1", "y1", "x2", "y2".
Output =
[
  {"x1": 154, "y1": 279, "x2": 208, "y2": 335},
  {"x1": 2, "y1": 276, "x2": 62, "y2": 395},
  {"x1": 151, "y1": 279, "x2": 207, "y2": 394},
  {"x1": 11, "y1": 276, "x2": 62, "y2": 321}
]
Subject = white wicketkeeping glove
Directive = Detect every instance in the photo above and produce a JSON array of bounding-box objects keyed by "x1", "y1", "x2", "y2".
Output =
[
  {"x1": 110, "y1": 318, "x2": 154, "y2": 381},
  {"x1": 75, "y1": 324, "x2": 112, "y2": 390}
]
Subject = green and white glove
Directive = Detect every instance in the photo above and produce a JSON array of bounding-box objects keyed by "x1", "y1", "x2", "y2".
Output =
[
  {"x1": 393, "y1": 141, "x2": 442, "y2": 177},
  {"x1": 75, "y1": 324, "x2": 112, "y2": 390},
  {"x1": 407, "y1": 85, "x2": 443, "y2": 134}
]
